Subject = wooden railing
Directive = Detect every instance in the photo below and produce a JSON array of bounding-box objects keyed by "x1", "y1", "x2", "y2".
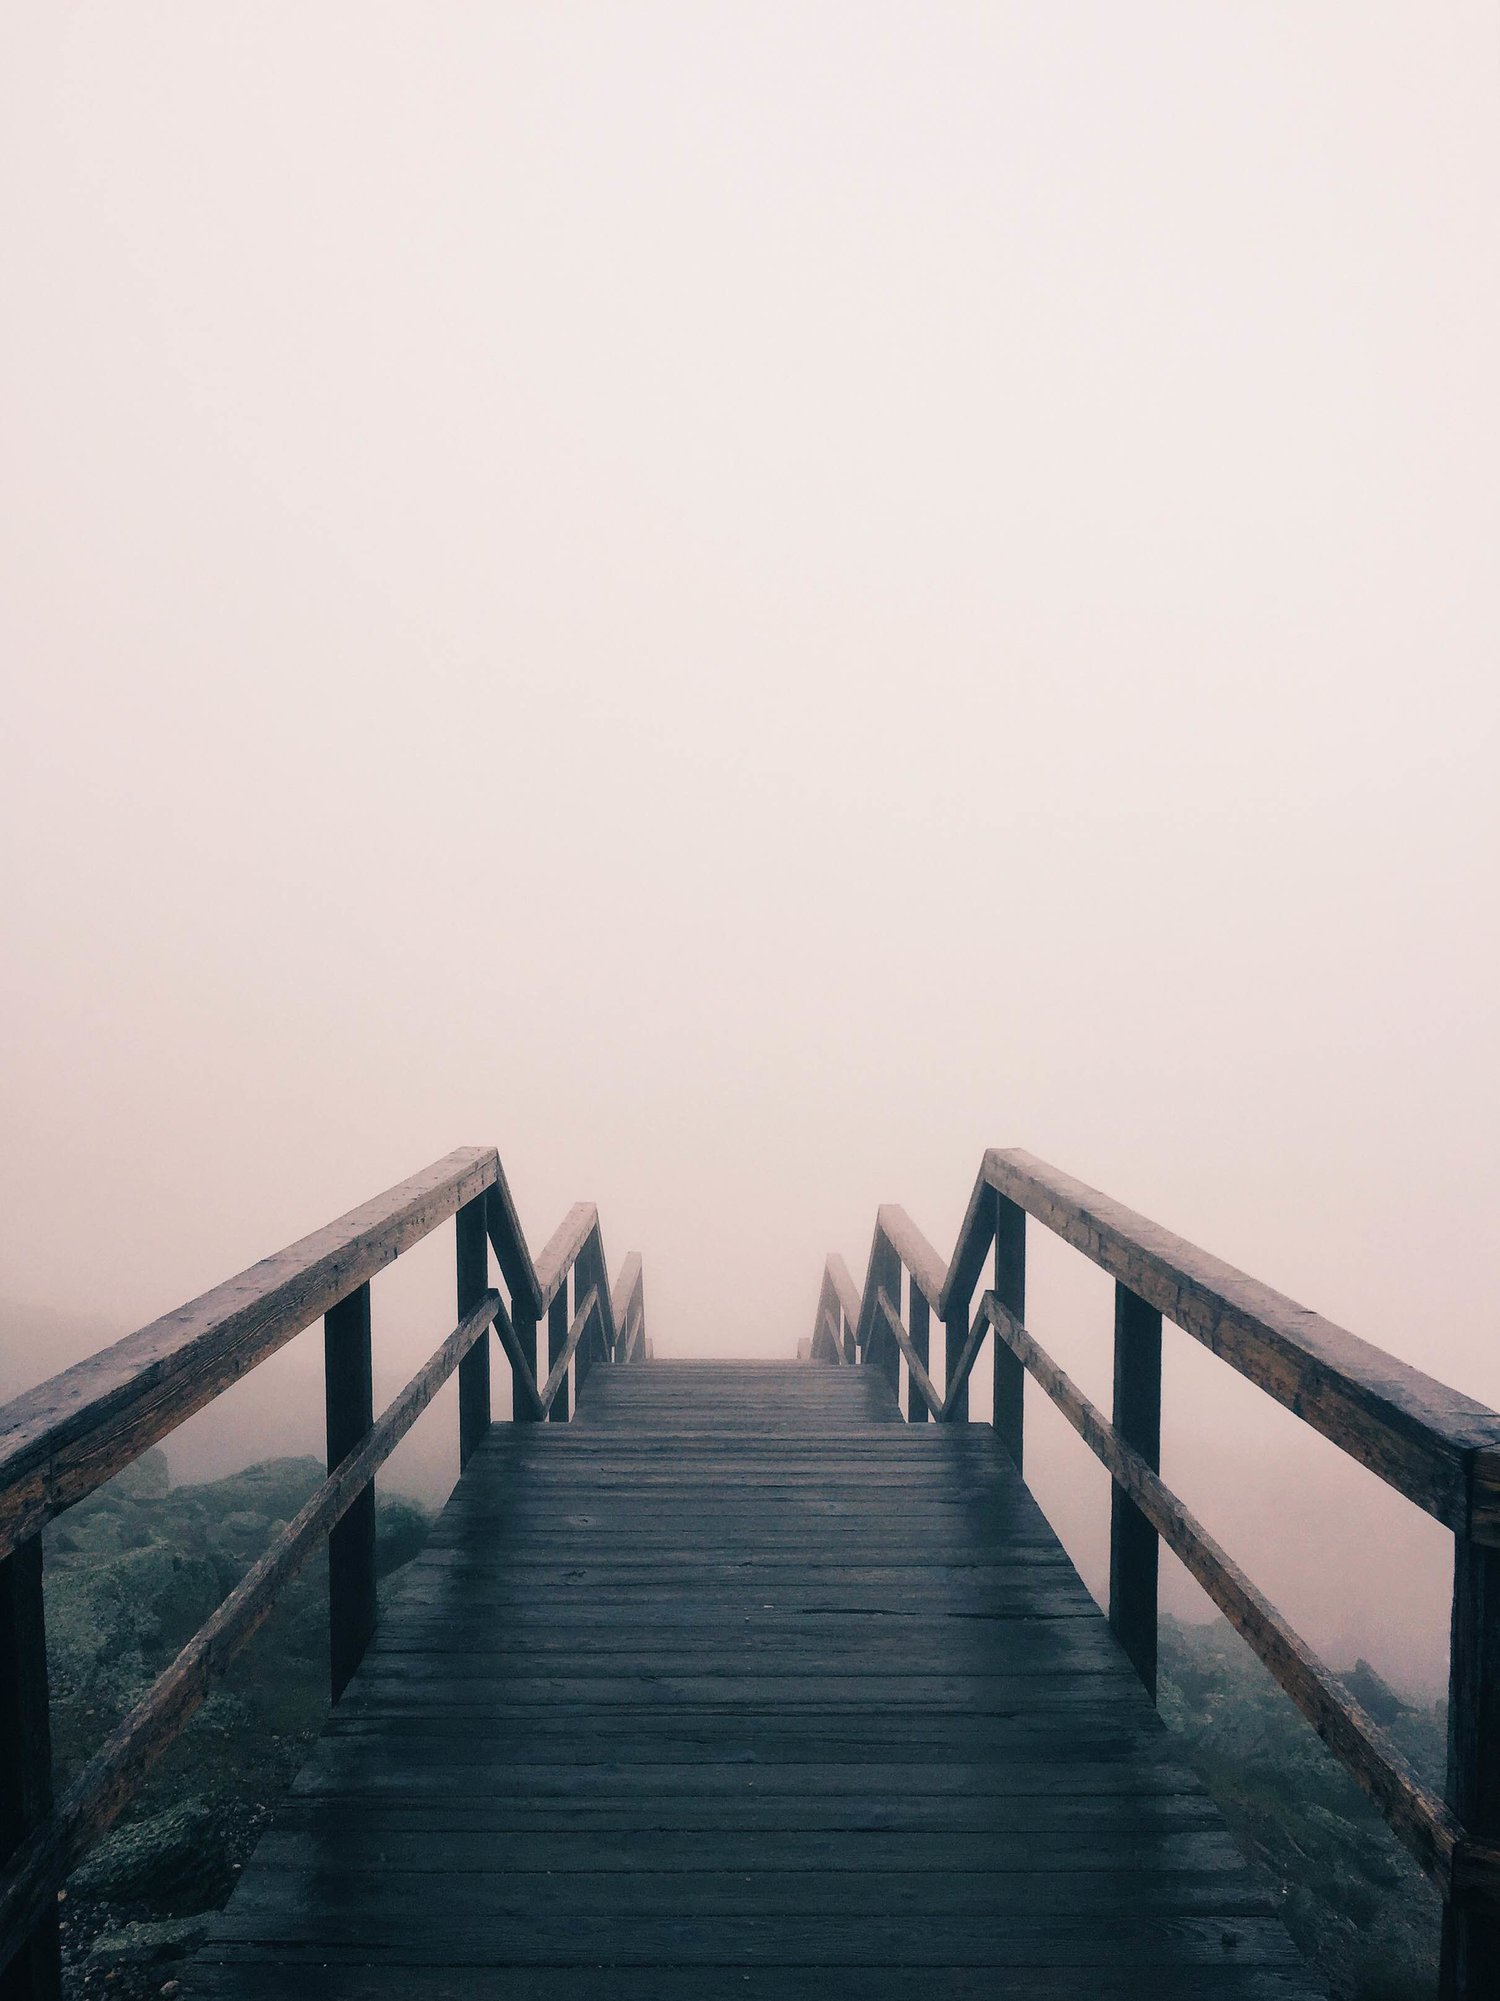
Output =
[
  {"x1": 0, "y1": 1147, "x2": 645, "y2": 2001},
  {"x1": 810, "y1": 1147, "x2": 1500, "y2": 2001}
]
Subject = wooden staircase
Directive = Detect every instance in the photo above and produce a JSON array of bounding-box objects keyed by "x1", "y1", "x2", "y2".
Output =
[{"x1": 184, "y1": 1360, "x2": 1317, "y2": 1997}]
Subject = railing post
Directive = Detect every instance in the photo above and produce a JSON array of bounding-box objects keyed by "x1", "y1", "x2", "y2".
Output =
[
  {"x1": 992, "y1": 1194, "x2": 1025, "y2": 1467},
  {"x1": 456, "y1": 1196, "x2": 490, "y2": 1466},
  {"x1": 576, "y1": 1237, "x2": 597, "y2": 1397},
  {"x1": 0, "y1": 1536, "x2": 60, "y2": 2001},
  {"x1": 324, "y1": 1282, "x2": 376, "y2": 1703},
  {"x1": 907, "y1": 1278, "x2": 930, "y2": 1423},
  {"x1": 871, "y1": 1233, "x2": 901, "y2": 1404},
  {"x1": 548, "y1": 1276, "x2": 571, "y2": 1422},
  {"x1": 511, "y1": 1302, "x2": 541, "y2": 1421},
  {"x1": 1441, "y1": 1535, "x2": 1500, "y2": 1997},
  {"x1": 1107, "y1": 1283, "x2": 1162, "y2": 1699}
]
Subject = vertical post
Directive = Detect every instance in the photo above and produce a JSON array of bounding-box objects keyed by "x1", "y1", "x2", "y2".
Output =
[
  {"x1": 0, "y1": 1537, "x2": 60, "y2": 2001},
  {"x1": 575, "y1": 1237, "x2": 597, "y2": 1397},
  {"x1": 1441, "y1": 1535, "x2": 1500, "y2": 1998},
  {"x1": 871, "y1": 1234, "x2": 901, "y2": 1405},
  {"x1": 549, "y1": 1275, "x2": 571, "y2": 1422},
  {"x1": 324, "y1": 1282, "x2": 376, "y2": 1703},
  {"x1": 907, "y1": 1277, "x2": 930, "y2": 1423},
  {"x1": 511, "y1": 1300, "x2": 541, "y2": 1422},
  {"x1": 992, "y1": 1195, "x2": 1026, "y2": 1468},
  {"x1": 1108, "y1": 1283, "x2": 1162, "y2": 1699},
  {"x1": 456, "y1": 1196, "x2": 490, "y2": 1467}
]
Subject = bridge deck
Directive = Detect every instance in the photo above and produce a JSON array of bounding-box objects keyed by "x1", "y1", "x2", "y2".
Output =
[{"x1": 186, "y1": 1362, "x2": 1321, "y2": 1998}]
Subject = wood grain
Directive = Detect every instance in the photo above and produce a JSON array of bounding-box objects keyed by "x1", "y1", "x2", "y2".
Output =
[{"x1": 0, "y1": 1148, "x2": 498, "y2": 1559}]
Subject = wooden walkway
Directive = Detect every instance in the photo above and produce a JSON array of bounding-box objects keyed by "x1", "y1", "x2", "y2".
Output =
[{"x1": 186, "y1": 1362, "x2": 1320, "y2": 1999}]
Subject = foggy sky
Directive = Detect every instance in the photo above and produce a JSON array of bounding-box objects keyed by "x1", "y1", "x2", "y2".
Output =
[{"x1": 2, "y1": 3, "x2": 1497, "y2": 1691}]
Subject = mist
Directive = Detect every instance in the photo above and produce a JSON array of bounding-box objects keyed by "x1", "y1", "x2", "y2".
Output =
[{"x1": 2, "y1": 3, "x2": 1496, "y2": 1696}]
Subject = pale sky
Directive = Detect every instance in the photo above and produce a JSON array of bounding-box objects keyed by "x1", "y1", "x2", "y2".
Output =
[{"x1": 1, "y1": 3, "x2": 1497, "y2": 1689}]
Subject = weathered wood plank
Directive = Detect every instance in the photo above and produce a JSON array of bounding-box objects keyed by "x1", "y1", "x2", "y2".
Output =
[
  {"x1": 0, "y1": 1147, "x2": 498, "y2": 1559},
  {"x1": 984, "y1": 1147, "x2": 1500, "y2": 1533}
]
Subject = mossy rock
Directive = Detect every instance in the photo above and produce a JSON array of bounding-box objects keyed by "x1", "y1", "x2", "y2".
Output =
[{"x1": 71, "y1": 1798, "x2": 233, "y2": 1911}]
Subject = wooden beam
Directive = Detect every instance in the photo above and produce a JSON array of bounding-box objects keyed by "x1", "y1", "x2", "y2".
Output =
[
  {"x1": 0, "y1": 1147, "x2": 498, "y2": 1560},
  {"x1": 875, "y1": 1291, "x2": 943, "y2": 1422},
  {"x1": 456, "y1": 1199, "x2": 491, "y2": 1467},
  {"x1": 0, "y1": 1291, "x2": 501, "y2": 1983},
  {"x1": 1442, "y1": 1536, "x2": 1500, "y2": 1994},
  {"x1": 483, "y1": 1167, "x2": 543, "y2": 1320},
  {"x1": 875, "y1": 1206, "x2": 946, "y2": 1314},
  {"x1": 992, "y1": 1195, "x2": 1025, "y2": 1470},
  {"x1": 1108, "y1": 1284, "x2": 1162, "y2": 1700},
  {"x1": 324, "y1": 1283, "x2": 375, "y2": 1704},
  {"x1": 534, "y1": 1205, "x2": 598, "y2": 1314},
  {"x1": 539, "y1": 1289, "x2": 599, "y2": 1414},
  {"x1": 0, "y1": 1537, "x2": 58, "y2": 2000},
  {"x1": 984, "y1": 1148, "x2": 1500, "y2": 1534}
]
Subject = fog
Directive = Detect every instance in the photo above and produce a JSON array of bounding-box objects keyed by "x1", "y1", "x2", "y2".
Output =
[{"x1": 2, "y1": 4, "x2": 1496, "y2": 1694}]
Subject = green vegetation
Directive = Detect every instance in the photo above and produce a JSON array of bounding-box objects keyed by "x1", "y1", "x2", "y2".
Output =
[
  {"x1": 1160, "y1": 1614, "x2": 1444, "y2": 2000},
  {"x1": 44, "y1": 1450, "x2": 428, "y2": 1997}
]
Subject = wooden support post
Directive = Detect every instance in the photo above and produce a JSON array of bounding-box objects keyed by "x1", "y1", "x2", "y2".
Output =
[
  {"x1": 1108, "y1": 1282, "x2": 1162, "y2": 1699},
  {"x1": 907, "y1": 1278, "x2": 931, "y2": 1424},
  {"x1": 548, "y1": 1277, "x2": 571, "y2": 1422},
  {"x1": 456, "y1": 1197, "x2": 490, "y2": 1467},
  {"x1": 575, "y1": 1237, "x2": 598, "y2": 1397},
  {"x1": 0, "y1": 1535, "x2": 60, "y2": 2001},
  {"x1": 992, "y1": 1194, "x2": 1026, "y2": 1468},
  {"x1": 511, "y1": 1302, "x2": 540, "y2": 1423},
  {"x1": 871, "y1": 1234, "x2": 901, "y2": 1405},
  {"x1": 323, "y1": 1282, "x2": 375, "y2": 1703},
  {"x1": 1441, "y1": 1534, "x2": 1500, "y2": 1998}
]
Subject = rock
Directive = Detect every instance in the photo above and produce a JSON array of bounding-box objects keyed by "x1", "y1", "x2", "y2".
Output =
[
  {"x1": 88, "y1": 1916, "x2": 208, "y2": 1965},
  {"x1": 70, "y1": 1799, "x2": 233, "y2": 1911},
  {"x1": 1344, "y1": 1656, "x2": 1412, "y2": 1726}
]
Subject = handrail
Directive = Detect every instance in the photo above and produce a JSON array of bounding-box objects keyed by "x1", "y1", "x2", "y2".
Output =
[
  {"x1": 0, "y1": 1147, "x2": 647, "y2": 1996},
  {"x1": 0, "y1": 1147, "x2": 499, "y2": 1561},
  {"x1": 809, "y1": 1148, "x2": 1500, "y2": 1990}
]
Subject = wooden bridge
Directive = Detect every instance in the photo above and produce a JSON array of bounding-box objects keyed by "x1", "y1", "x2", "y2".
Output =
[{"x1": 2, "y1": 1149, "x2": 1498, "y2": 1998}]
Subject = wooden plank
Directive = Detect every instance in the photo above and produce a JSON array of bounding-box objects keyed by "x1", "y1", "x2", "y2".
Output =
[
  {"x1": 0, "y1": 1146, "x2": 498, "y2": 1559},
  {"x1": 482, "y1": 1166, "x2": 543, "y2": 1320},
  {"x1": 1109, "y1": 1283, "x2": 1161, "y2": 1700},
  {"x1": 539, "y1": 1289, "x2": 597, "y2": 1413},
  {"x1": 324, "y1": 1283, "x2": 376, "y2": 1704},
  {"x1": 876, "y1": 1291, "x2": 942, "y2": 1421},
  {"x1": 185, "y1": 1965, "x2": 1321, "y2": 2000},
  {"x1": 984, "y1": 1146, "x2": 1500, "y2": 1533},
  {"x1": 982, "y1": 1289, "x2": 1459, "y2": 1892},
  {"x1": 876, "y1": 1206, "x2": 947, "y2": 1312},
  {"x1": 0, "y1": 1538, "x2": 58, "y2": 2001},
  {"x1": 533, "y1": 1205, "x2": 597, "y2": 1314},
  {"x1": 0, "y1": 1292, "x2": 499, "y2": 1979}
]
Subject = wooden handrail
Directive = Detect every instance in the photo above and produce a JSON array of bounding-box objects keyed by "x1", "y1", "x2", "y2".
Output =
[
  {"x1": 0, "y1": 1147, "x2": 498, "y2": 1561},
  {"x1": 0, "y1": 1291, "x2": 502, "y2": 1977},
  {"x1": 979, "y1": 1289, "x2": 1466, "y2": 1896},
  {"x1": 0, "y1": 1148, "x2": 647, "y2": 1997},
  {"x1": 983, "y1": 1149, "x2": 1500, "y2": 1536},
  {"x1": 809, "y1": 1147, "x2": 1500, "y2": 1992}
]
